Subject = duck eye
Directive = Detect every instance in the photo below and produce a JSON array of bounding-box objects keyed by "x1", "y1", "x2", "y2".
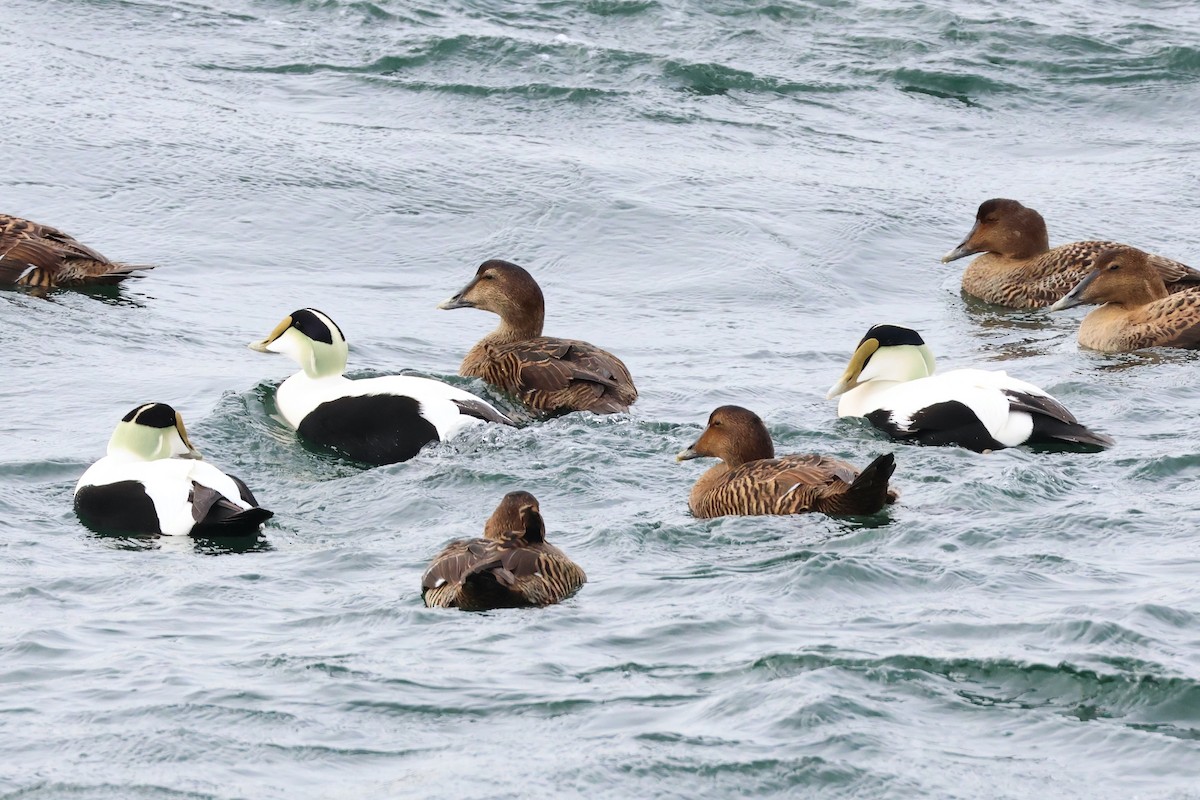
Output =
[
  {"x1": 711, "y1": 420, "x2": 721, "y2": 427},
  {"x1": 1108, "y1": 263, "x2": 1120, "y2": 271},
  {"x1": 481, "y1": 272, "x2": 494, "y2": 281}
]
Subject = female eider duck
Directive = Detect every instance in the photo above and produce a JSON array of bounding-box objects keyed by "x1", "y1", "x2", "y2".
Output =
[
  {"x1": 1, "y1": 213, "x2": 151, "y2": 288},
  {"x1": 437, "y1": 259, "x2": 637, "y2": 415},
  {"x1": 1050, "y1": 246, "x2": 1200, "y2": 352},
  {"x1": 676, "y1": 405, "x2": 897, "y2": 518},
  {"x1": 421, "y1": 491, "x2": 586, "y2": 611},
  {"x1": 74, "y1": 403, "x2": 272, "y2": 536},
  {"x1": 250, "y1": 308, "x2": 513, "y2": 466},
  {"x1": 941, "y1": 199, "x2": 1199, "y2": 309},
  {"x1": 827, "y1": 325, "x2": 1114, "y2": 452}
]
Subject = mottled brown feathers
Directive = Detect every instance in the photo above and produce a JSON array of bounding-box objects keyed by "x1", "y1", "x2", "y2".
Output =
[
  {"x1": 677, "y1": 406, "x2": 897, "y2": 518},
  {"x1": 1054, "y1": 246, "x2": 1200, "y2": 352},
  {"x1": 943, "y1": 199, "x2": 1199, "y2": 309},
  {"x1": 0, "y1": 214, "x2": 151, "y2": 287},
  {"x1": 422, "y1": 491, "x2": 586, "y2": 611},
  {"x1": 440, "y1": 260, "x2": 637, "y2": 415}
]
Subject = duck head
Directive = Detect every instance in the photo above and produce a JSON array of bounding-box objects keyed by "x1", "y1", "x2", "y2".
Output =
[
  {"x1": 438, "y1": 260, "x2": 546, "y2": 337},
  {"x1": 942, "y1": 198, "x2": 1050, "y2": 262},
  {"x1": 676, "y1": 405, "x2": 775, "y2": 469},
  {"x1": 826, "y1": 325, "x2": 936, "y2": 399},
  {"x1": 1049, "y1": 246, "x2": 1169, "y2": 311},
  {"x1": 484, "y1": 490, "x2": 545, "y2": 543},
  {"x1": 108, "y1": 402, "x2": 201, "y2": 461},
  {"x1": 249, "y1": 308, "x2": 349, "y2": 379}
]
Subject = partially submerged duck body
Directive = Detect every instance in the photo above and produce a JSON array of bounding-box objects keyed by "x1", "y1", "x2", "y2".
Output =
[
  {"x1": 1050, "y1": 245, "x2": 1200, "y2": 352},
  {"x1": 827, "y1": 325, "x2": 1113, "y2": 451},
  {"x1": 75, "y1": 403, "x2": 272, "y2": 536},
  {"x1": 676, "y1": 405, "x2": 897, "y2": 518},
  {"x1": 250, "y1": 309, "x2": 513, "y2": 466},
  {"x1": 1, "y1": 214, "x2": 151, "y2": 288},
  {"x1": 942, "y1": 199, "x2": 1198, "y2": 309},
  {"x1": 438, "y1": 260, "x2": 637, "y2": 415},
  {"x1": 422, "y1": 491, "x2": 586, "y2": 610}
]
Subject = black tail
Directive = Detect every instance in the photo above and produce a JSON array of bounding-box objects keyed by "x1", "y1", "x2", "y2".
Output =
[
  {"x1": 843, "y1": 453, "x2": 896, "y2": 514},
  {"x1": 189, "y1": 483, "x2": 273, "y2": 536},
  {"x1": 1030, "y1": 417, "x2": 1115, "y2": 451}
]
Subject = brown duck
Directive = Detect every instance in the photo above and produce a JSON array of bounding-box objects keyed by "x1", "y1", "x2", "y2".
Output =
[
  {"x1": 437, "y1": 260, "x2": 637, "y2": 415},
  {"x1": 0, "y1": 214, "x2": 151, "y2": 288},
  {"x1": 422, "y1": 491, "x2": 587, "y2": 611},
  {"x1": 676, "y1": 405, "x2": 898, "y2": 518},
  {"x1": 941, "y1": 199, "x2": 1198, "y2": 308},
  {"x1": 1050, "y1": 245, "x2": 1200, "y2": 352}
]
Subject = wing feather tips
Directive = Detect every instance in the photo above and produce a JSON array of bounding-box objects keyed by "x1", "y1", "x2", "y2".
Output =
[{"x1": 835, "y1": 453, "x2": 896, "y2": 514}]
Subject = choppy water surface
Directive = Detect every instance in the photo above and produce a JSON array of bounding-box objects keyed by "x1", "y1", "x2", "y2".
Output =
[{"x1": 3, "y1": 0, "x2": 1200, "y2": 797}]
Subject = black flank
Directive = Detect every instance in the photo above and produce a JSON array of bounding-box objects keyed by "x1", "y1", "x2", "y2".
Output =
[
  {"x1": 74, "y1": 480, "x2": 162, "y2": 535},
  {"x1": 298, "y1": 394, "x2": 439, "y2": 465}
]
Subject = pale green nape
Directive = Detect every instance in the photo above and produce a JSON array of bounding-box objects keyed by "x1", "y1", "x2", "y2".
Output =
[
  {"x1": 107, "y1": 420, "x2": 177, "y2": 460},
  {"x1": 862, "y1": 343, "x2": 936, "y2": 383},
  {"x1": 917, "y1": 343, "x2": 936, "y2": 377},
  {"x1": 283, "y1": 326, "x2": 349, "y2": 379}
]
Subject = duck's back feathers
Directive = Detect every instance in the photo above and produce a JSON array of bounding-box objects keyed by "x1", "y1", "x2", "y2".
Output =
[
  {"x1": 964, "y1": 242, "x2": 1199, "y2": 309},
  {"x1": 465, "y1": 336, "x2": 637, "y2": 415},
  {"x1": 857, "y1": 370, "x2": 1112, "y2": 451},
  {"x1": 74, "y1": 479, "x2": 161, "y2": 535},
  {"x1": 187, "y1": 482, "x2": 275, "y2": 536},
  {"x1": 688, "y1": 453, "x2": 896, "y2": 518},
  {"x1": 0, "y1": 214, "x2": 151, "y2": 287},
  {"x1": 422, "y1": 536, "x2": 586, "y2": 611}
]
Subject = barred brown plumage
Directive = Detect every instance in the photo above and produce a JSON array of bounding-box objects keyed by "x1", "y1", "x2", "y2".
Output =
[
  {"x1": 438, "y1": 259, "x2": 637, "y2": 415},
  {"x1": 941, "y1": 199, "x2": 1198, "y2": 309},
  {"x1": 0, "y1": 214, "x2": 152, "y2": 288},
  {"x1": 422, "y1": 491, "x2": 586, "y2": 611},
  {"x1": 677, "y1": 405, "x2": 897, "y2": 519},
  {"x1": 1049, "y1": 245, "x2": 1200, "y2": 352}
]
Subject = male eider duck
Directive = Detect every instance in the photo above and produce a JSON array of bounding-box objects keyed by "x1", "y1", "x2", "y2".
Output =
[
  {"x1": 1, "y1": 213, "x2": 151, "y2": 288},
  {"x1": 941, "y1": 199, "x2": 1199, "y2": 308},
  {"x1": 74, "y1": 403, "x2": 273, "y2": 536},
  {"x1": 827, "y1": 325, "x2": 1114, "y2": 452},
  {"x1": 676, "y1": 405, "x2": 897, "y2": 518},
  {"x1": 421, "y1": 491, "x2": 586, "y2": 610},
  {"x1": 1050, "y1": 246, "x2": 1200, "y2": 352},
  {"x1": 437, "y1": 259, "x2": 637, "y2": 415},
  {"x1": 249, "y1": 308, "x2": 514, "y2": 466}
]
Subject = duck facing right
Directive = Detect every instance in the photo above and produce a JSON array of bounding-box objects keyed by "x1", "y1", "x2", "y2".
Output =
[
  {"x1": 827, "y1": 325, "x2": 1113, "y2": 452},
  {"x1": 1049, "y1": 245, "x2": 1200, "y2": 352}
]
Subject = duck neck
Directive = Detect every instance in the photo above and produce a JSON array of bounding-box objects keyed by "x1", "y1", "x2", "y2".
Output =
[{"x1": 487, "y1": 306, "x2": 544, "y2": 344}]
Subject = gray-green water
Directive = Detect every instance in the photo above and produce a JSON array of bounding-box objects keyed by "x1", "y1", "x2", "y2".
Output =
[{"x1": 3, "y1": 0, "x2": 1200, "y2": 797}]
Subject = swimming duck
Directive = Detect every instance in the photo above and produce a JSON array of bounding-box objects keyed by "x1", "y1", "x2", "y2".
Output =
[
  {"x1": 437, "y1": 260, "x2": 638, "y2": 415},
  {"x1": 826, "y1": 325, "x2": 1113, "y2": 451},
  {"x1": 676, "y1": 405, "x2": 897, "y2": 518},
  {"x1": 1, "y1": 214, "x2": 151, "y2": 287},
  {"x1": 249, "y1": 308, "x2": 513, "y2": 466},
  {"x1": 940, "y1": 199, "x2": 1199, "y2": 308},
  {"x1": 74, "y1": 403, "x2": 273, "y2": 536},
  {"x1": 1049, "y1": 245, "x2": 1200, "y2": 352},
  {"x1": 422, "y1": 491, "x2": 587, "y2": 610}
]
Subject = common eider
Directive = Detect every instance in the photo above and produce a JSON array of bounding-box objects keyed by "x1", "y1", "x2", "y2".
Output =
[
  {"x1": 827, "y1": 325, "x2": 1113, "y2": 451},
  {"x1": 1, "y1": 214, "x2": 151, "y2": 288},
  {"x1": 437, "y1": 260, "x2": 637, "y2": 415},
  {"x1": 421, "y1": 491, "x2": 587, "y2": 610},
  {"x1": 249, "y1": 308, "x2": 513, "y2": 466},
  {"x1": 676, "y1": 405, "x2": 897, "y2": 518},
  {"x1": 74, "y1": 403, "x2": 273, "y2": 536},
  {"x1": 1050, "y1": 245, "x2": 1200, "y2": 352},
  {"x1": 941, "y1": 199, "x2": 1198, "y2": 308}
]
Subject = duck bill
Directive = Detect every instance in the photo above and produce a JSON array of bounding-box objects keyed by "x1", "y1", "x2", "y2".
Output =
[
  {"x1": 675, "y1": 444, "x2": 701, "y2": 462},
  {"x1": 826, "y1": 338, "x2": 879, "y2": 399},
  {"x1": 437, "y1": 278, "x2": 479, "y2": 310},
  {"x1": 248, "y1": 315, "x2": 292, "y2": 352},
  {"x1": 1048, "y1": 270, "x2": 1099, "y2": 311},
  {"x1": 175, "y1": 412, "x2": 204, "y2": 460},
  {"x1": 941, "y1": 223, "x2": 981, "y2": 263}
]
